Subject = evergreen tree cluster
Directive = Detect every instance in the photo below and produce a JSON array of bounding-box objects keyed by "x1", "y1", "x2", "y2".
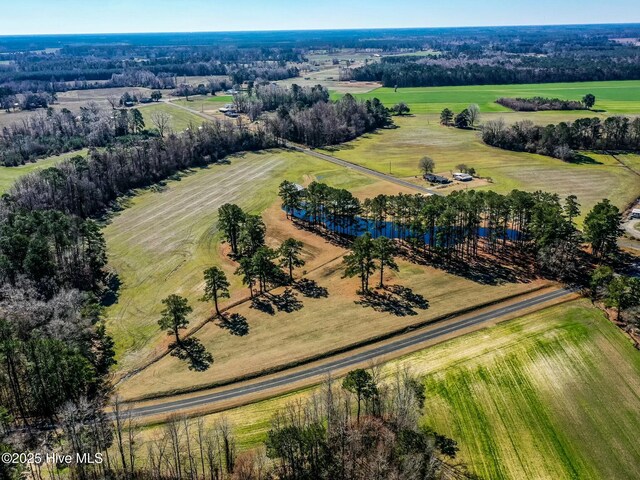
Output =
[{"x1": 482, "y1": 116, "x2": 640, "y2": 161}]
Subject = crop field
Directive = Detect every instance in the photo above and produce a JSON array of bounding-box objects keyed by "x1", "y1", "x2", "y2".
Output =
[
  {"x1": 0, "y1": 149, "x2": 89, "y2": 194},
  {"x1": 139, "y1": 103, "x2": 205, "y2": 133},
  {"x1": 326, "y1": 114, "x2": 640, "y2": 224},
  {"x1": 135, "y1": 300, "x2": 640, "y2": 479},
  {"x1": 104, "y1": 149, "x2": 395, "y2": 376},
  {"x1": 337, "y1": 80, "x2": 640, "y2": 114},
  {"x1": 418, "y1": 300, "x2": 640, "y2": 480}
]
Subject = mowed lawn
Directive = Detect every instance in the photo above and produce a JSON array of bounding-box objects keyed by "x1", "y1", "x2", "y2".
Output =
[
  {"x1": 327, "y1": 114, "x2": 640, "y2": 224},
  {"x1": 136, "y1": 300, "x2": 640, "y2": 479},
  {"x1": 0, "y1": 149, "x2": 89, "y2": 194},
  {"x1": 104, "y1": 149, "x2": 380, "y2": 375},
  {"x1": 340, "y1": 80, "x2": 640, "y2": 114}
]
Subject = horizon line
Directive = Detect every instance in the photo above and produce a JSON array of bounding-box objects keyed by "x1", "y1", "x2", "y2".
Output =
[{"x1": 1, "y1": 21, "x2": 639, "y2": 39}]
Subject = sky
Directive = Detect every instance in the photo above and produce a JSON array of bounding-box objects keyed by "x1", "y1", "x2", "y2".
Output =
[{"x1": 3, "y1": 0, "x2": 640, "y2": 35}]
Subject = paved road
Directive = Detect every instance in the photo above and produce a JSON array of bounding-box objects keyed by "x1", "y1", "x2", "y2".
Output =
[
  {"x1": 127, "y1": 287, "x2": 570, "y2": 418},
  {"x1": 288, "y1": 145, "x2": 441, "y2": 196}
]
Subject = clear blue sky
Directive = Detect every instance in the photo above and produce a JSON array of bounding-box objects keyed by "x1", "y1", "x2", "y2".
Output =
[{"x1": 4, "y1": 0, "x2": 640, "y2": 35}]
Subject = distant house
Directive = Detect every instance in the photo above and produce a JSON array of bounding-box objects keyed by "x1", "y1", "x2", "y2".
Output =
[
  {"x1": 140, "y1": 97, "x2": 153, "y2": 104},
  {"x1": 453, "y1": 172, "x2": 473, "y2": 182},
  {"x1": 424, "y1": 173, "x2": 451, "y2": 184},
  {"x1": 219, "y1": 104, "x2": 238, "y2": 115}
]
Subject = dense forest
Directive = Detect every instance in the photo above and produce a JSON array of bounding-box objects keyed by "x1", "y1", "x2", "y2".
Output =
[
  {"x1": 346, "y1": 51, "x2": 640, "y2": 87},
  {"x1": 482, "y1": 116, "x2": 640, "y2": 160}
]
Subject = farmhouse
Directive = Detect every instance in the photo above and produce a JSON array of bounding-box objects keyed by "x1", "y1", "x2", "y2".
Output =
[{"x1": 424, "y1": 173, "x2": 451, "y2": 184}]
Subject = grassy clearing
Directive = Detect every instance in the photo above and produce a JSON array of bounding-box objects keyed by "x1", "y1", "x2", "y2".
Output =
[
  {"x1": 140, "y1": 103, "x2": 205, "y2": 132},
  {"x1": 326, "y1": 114, "x2": 640, "y2": 224},
  {"x1": 137, "y1": 300, "x2": 640, "y2": 479},
  {"x1": 119, "y1": 238, "x2": 543, "y2": 400},
  {"x1": 104, "y1": 149, "x2": 382, "y2": 375},
  {"x1": 334, "y1": 80, "x2": 640, "y2": 114},
  {"x1": 0, "y1": 149, "x2": 89, "y2": 194}
]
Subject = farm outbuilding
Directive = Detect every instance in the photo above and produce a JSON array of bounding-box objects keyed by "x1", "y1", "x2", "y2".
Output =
[{"x1": 453, "y1": 172, "x2": 473, "y2": 181}]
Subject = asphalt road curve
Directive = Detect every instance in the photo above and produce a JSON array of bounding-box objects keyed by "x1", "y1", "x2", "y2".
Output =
[{"x1": 128, "y1": 288, "x2": 570, "y2": 418}]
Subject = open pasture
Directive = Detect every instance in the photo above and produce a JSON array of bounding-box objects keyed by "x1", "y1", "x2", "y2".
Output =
[
  {"x1": 104, "y1": 149, "x2": 395, "y2": 376},
  {"x1": 118, "y1": 226, "x2": 544, "y2": 400},
  {"x1": 339, "y1": 80, "x2": 640, "y2": 114},
  {"x1": 327, "y1": 114, "x2": 640, "y2": 224}
]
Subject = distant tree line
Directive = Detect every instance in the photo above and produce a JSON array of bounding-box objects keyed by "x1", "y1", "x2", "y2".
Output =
[
  {"x1": 496, "y1": 95, "x2": 591, "y2": 112},
  {"x1": 482, "y1": 116, "x2": 640, "y2": 161},
  {"x1": 345, "y1": 53, "x2": 640, "y2": 87},
  {"x1": 234, "y1": 83, "x2": 330, "y2": 118}
]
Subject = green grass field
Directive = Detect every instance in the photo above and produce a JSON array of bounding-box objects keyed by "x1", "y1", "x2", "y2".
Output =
[
  {"x1": 0, "y1": 149, "x2": 89, "y2": 194},
  {"x1": 140, "y1": 103, "x2": 205, "y2": 132},
  {"x1": 171, "y1": 96, "x2": 234, "y2": 112},
  {"x1": 145, "y1": 300, "x2": 640, "y2": 479},
  {"x1": 333, "y1": 80, "x2": 640, "y2": 114},
  {"x1": 326, "y1": 114, "x2": 640, "y2": 224}
]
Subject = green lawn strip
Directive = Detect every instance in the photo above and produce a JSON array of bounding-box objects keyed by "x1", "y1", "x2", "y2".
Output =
[{"x1": 0, "y1": 149, "x2": 89, "y2": 194}]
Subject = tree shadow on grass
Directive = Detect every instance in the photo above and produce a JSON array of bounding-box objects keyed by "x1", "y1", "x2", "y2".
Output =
[
  {"x1": 251, "y1": 296, "x2": 276, "y2": 315},
  {"x1": 268, "y1": 288, "x2": 304, "y2": 313},
  {"x1": 170, "y1": 337, "x2": 213, "y2": 372},
  {"x1": 385, "y1": 285, "x2": 429, "y2": 309},
  {"x1": 294, "y1": 278, "x2": 329, "y2": 298},
  {"x1": 570, "y1": 153, "x2": 602, "y2": 165},
  {"x1": 100, "y1": 272, "x2": 121, "y2": 307},
  {"x1": 355, "y1": 285, "x2": 429, "y2": 317},
  {"x1": 217, "y1": 313, "x2": 250, "y2": 336}
]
